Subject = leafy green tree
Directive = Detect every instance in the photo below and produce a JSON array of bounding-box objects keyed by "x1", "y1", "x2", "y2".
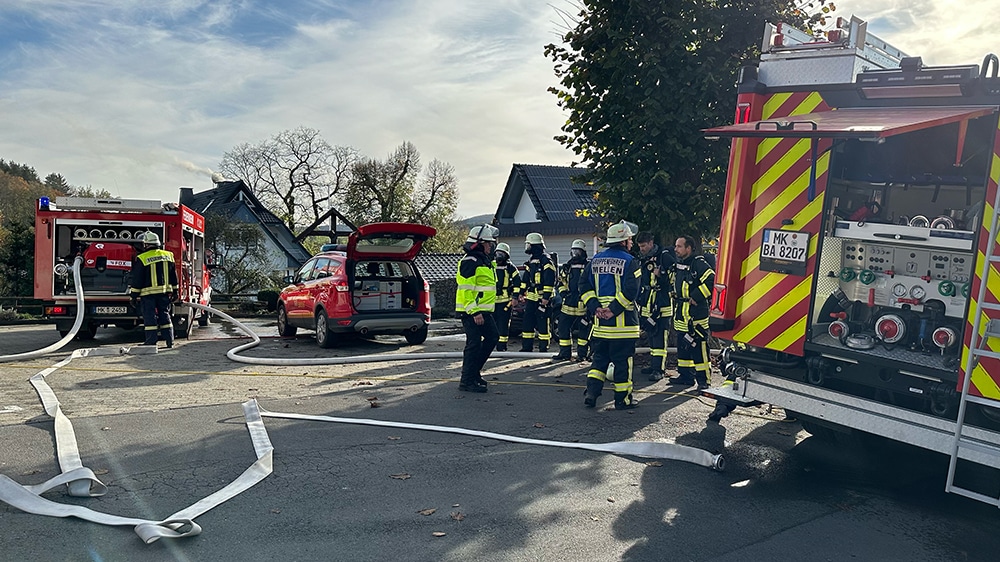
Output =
[
  {"x1": 545, "y1": 0, "x2": 803, "y2": 241},
  {"x1": 69, "y1": 185, "x2": 114, "y2": 198},
  {"x1": 44, "y1": 173, "x2": 71, "y2": 195},
  {"x1": 0, "y1": 222, "x2": 34, "y2": 296},
  {"x1": 0, "y1": 159, "x2": 40, "y2": 184}
]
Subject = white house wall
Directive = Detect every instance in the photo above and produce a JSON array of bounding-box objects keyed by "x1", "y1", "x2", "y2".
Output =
[{"x1": 513, "y1": 192, "x2": 540, "y2": 223}]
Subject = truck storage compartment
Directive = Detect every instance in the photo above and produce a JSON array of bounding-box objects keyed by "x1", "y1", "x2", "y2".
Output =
[{"x1": 806, "y1": 119, "x2": 993, "y2": 379}]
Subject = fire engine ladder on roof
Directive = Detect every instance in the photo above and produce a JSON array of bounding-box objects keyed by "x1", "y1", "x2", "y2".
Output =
[{"x1": 947, "y1": 185, "x2": 1000, "y2": 507}]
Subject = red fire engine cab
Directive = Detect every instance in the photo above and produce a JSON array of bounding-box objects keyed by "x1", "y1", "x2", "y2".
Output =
[
  {"x1": 34, "y1": 195, "x2": 212, "y2": 339},
  {"x1": 703, "y1": 16, "x2": 1000, "y2": 504}
]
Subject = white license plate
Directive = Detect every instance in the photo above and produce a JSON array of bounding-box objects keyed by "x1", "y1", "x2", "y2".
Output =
[
  {"x1": 761, "y1": 229, "x2": 809, "y2": 262},
  {"x1": 94, "y1": 306, "x2": 128, "y2": 314}
]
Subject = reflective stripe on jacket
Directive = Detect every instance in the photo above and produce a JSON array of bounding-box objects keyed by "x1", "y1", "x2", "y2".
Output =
[
  {"x1": 494, "y1": 261, "x2": 519, "y2": 303},
  {"x1": 456, "y1": 251, "x2": 497, "y2": 315},
  {"x1": 673, "y1": 254, "x2": 715, "y2": 332},
  {"x1": 129, "y1": 248, "x2": 178, "y2": 297},
  {"x1": 520, "y1": 253, "x2": 556, "y2": 301},
  {"x1": 579, "y1": 246, "x2": 640, "y2": 339}
]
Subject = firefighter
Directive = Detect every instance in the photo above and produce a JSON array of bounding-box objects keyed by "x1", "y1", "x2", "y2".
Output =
[
  {"x1": 455, "y1": 224, "x2": 500, "y2": 393},
  {"x1": 129, "y1": 231, "x2": 178, "y2": 347},
  {"x1": 493, "y1": 242, "x2": 519, "y2": 352},
  {"x1": 670, "y1": 235, "x2": 715, "y2": 390},
  {"x1": 643, "y1": 245, "x2": 676, "y2": 381},
  {"x1": 580, "y1": 221, "x2": 642, "y2": 410},
  {"x1": 552, "y1": 239, "x2": 590, "y2": 362},
  {"x1": 518, "y1": 232, "x2": 556, "y2": 352}
]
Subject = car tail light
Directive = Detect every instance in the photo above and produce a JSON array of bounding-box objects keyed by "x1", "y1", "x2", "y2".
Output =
[
  {"x1": 418, "y1": 279, "x2": 431, "y2": 320},
  {"x1": 876, "y1": 314, "x2": 906, "y2": 344},
  {"x1": 828, "y1": 320, "x2": 849, "y2": 339},
  {"x1": 932, "y1": 326, "x2": 957, "y2": 349},
  {"x1": 334, "y1": 280, "x2": 349, "y2": 292}
]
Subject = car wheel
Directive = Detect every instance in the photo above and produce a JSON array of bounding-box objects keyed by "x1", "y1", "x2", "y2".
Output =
[
  {"x1": 277, "y1": 304, "x2": 297, "y2": 337},
  {"x1": 315, "y1": 311, "x2": 336, "y2": 348},
  {"x1": 404, "y1": 324, "x2": 428, "y2": 345}
]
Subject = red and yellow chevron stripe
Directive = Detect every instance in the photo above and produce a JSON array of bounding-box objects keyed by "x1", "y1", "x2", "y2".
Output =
[
  {"x1": 961, "y1": 119, "x2": 1000, "y2": 401},
  {"x1": 717, "y1": 91, "x2": 830, "y2": 355}
]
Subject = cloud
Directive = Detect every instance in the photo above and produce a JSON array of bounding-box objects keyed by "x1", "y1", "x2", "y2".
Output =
[
  {"x1": 0, "y1": 1, "x2": 572, "y2": 217},
  {"x1": 2, "y1": 1, "x2": 996, "y2": 219}
]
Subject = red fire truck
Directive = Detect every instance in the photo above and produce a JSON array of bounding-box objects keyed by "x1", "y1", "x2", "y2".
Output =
[
  {"x1": 703, "y1": 16, "x2": 1000, "y2": 504},
  {"x1": 34, "y1": 195, "x2": 212, "y2": 339}
]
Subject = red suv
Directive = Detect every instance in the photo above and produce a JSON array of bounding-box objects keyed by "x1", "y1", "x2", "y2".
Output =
[{"x1": 276, "y1": 223, "x2": 436, "y2": 347}]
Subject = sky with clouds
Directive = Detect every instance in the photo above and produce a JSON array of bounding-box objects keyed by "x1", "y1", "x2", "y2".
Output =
[{"x1": 1, "y1": 1, "x2": 998, "y2": 219}]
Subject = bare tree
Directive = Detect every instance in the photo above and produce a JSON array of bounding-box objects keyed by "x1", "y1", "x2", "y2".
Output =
[
  {"x1": 345, "y1": 141, "x2": 420, "y2": 224},
  {"x1": 218, "y1": 127, "x2": 352, "y2": 232}
]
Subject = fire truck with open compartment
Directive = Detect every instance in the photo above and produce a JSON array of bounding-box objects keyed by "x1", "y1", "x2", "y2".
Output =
[
  {"x1": 703, "y1": 15, "x2": 1000, "y2": 505},
  {"x1": 34, "y1": 195, "x2": 212, "y2": 339}
]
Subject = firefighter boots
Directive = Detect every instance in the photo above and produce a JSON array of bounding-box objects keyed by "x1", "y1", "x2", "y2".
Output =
[
  {"x1": 496, "y1": 342, "x2": 507, "y2": 352},
  {"x1": 551, "y1": 346, "x2": 572, "y2": 361},
  {"x1": 647, "y1": 371, "x2": 664, "y2": 382},
  {"x1": 576, "y1": 344, "x2": 589, "y2": 362}
]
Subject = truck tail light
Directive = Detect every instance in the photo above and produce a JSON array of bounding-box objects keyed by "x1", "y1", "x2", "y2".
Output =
[
  {"x1": 932, "y1": 326, "x2": 957, "y2": 349},
  {"x1": 876, "y1": 314, "x2": 906, "y2": 344},
  {"x1": 734, "y1": 103, "x2": 752, "y2": 124},
  {"x1": 711, "y1": 284, "x2": 727, "y2": 315},
  {"x1": 45, "y1": 306, "x2": 69, "y2": 315}
]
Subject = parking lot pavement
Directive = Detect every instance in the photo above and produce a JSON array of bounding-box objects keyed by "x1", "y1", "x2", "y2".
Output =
[{"x1": 2, "y1": 320, "x2": 1000, "y2": 561}]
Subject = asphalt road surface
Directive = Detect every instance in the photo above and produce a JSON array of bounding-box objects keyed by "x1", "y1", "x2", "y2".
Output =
[{"x1": 1, "y1": 318, "x2": 999, "y2": 561}]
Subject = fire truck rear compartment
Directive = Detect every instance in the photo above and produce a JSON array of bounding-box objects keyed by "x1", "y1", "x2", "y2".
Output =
[{"x1": 802, "y1": 115, "x2": 997, "y2": 417}]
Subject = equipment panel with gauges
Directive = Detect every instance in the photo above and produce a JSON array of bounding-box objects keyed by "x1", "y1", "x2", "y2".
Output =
[{"x1": 836, "y1": 240, "x2": 972, "y2": 319}]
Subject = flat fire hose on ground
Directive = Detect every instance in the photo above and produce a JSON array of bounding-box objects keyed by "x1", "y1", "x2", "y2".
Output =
[{"x1": 0, "y1": 300, "x2": 723, "y2": 543}]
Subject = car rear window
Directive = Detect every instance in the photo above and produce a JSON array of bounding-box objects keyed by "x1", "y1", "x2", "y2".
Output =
[{"x1": 355, "y1": 237, "x2": 415, "y2": 255}]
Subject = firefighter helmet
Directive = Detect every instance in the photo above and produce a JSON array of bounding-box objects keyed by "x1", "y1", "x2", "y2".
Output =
[
  {"x1": 524, "y1": 232, "x2": 545, "y2": 252},
  {"x1": 571, "y1": 239, "x2": 587, "y2": 250},
  {"x1": 141, "y1": 231, "x2": 161, "y2": 246},
  {"x1": 496, "y1": 242, "x2": 511, "y2": 255},
  {"x1": 605, "y1": 221, "x2": 636, "y2": 244},
  {"x1": 467, "y1": 224, "x2": 499, "y2": 243}
]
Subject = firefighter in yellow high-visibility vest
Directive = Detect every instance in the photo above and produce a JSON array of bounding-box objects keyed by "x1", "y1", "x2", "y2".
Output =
[
  {"x1": 579, "y1": 221, "x2": 642, "y2": 410},
  {"x1": 669, "y1": 235, "x2": 715, "y2": 390},
  {"x1": 493, "y1": 242, "x2": 520, "y2": 352},
  {"x1": 129, "y1": 231, "x2": 178, "y2": 347},
  {"x1": 455, "y1": 224, "x2": 500, "y2": 393}
]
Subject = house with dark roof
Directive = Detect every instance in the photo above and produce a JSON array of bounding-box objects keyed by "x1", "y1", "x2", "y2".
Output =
[
  {"x1": 180, "y1": 180, "x2": 312, "y2": 289},
  {"x1": 493, "y1": 164, "x2": 602, "y2": 262}
]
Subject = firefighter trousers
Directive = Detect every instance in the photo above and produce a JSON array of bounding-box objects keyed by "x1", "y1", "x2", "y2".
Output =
[
  {"x1": 676, "y1": 331, "x2": 709, "y2": 385},
  {"x1": 586, "y1": 338, "x2": 636, "y2": 407},
  {"x1": 461, "y1": 312, "x2": 498, "y2": 384},
  {"x1": 556, "y1": 312, "x2": 588, "y2": 350},
  {"x1": 494, "y1": 302, "x2": 512, "y2": 349},
  {"x1": 648, "y1": 318, "x2": 671, "y2": 374},
  {"x1": 520, "y1": 300, "x2": 550, "y2": 351},
  {"x1": 140, "y1": 294, "x2": 173, "y2": 346}
]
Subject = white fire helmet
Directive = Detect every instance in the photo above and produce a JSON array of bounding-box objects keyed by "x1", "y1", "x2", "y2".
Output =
[
  {"x1": 496, "y1": 242, "x2": 511, "y2": 255},
  {"x1": 467, "y1": 224, "x2": 499, "y2": 243},
  {"x1": 605, "y1": 220, "x2": 636, "y2": 244},
  {"x1": 571, "y1": 239, "x2": 587, "y2": 250},
  {"x1": 524, "y1": 232, "x2": 545, "y2": 251},
  {"x1": 141, "y1": 231, "x2": 162, "y2": 246}
]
